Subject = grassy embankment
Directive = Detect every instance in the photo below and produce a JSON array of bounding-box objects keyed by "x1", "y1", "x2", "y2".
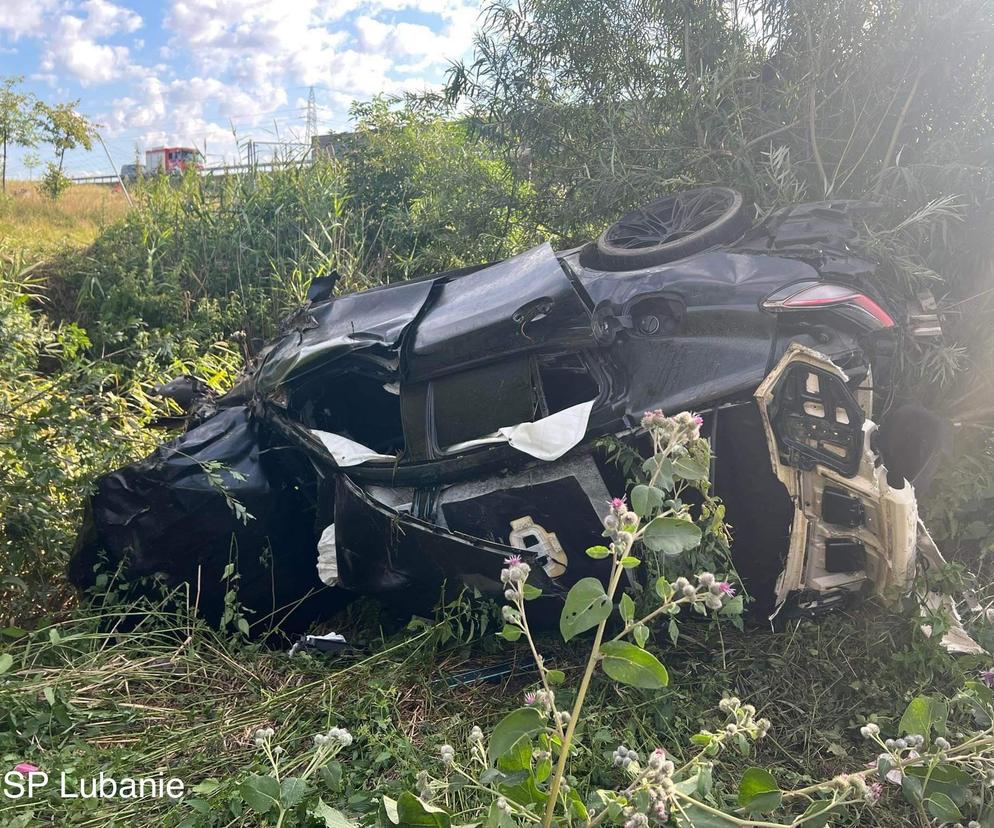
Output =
[{"x1": 0, "y1": 181, "x2": 130, "y2": 252}]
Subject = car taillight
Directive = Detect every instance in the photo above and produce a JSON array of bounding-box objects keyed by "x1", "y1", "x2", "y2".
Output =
[{"x1": 762, "y1": 282, "x2": 894, "y2": 330}]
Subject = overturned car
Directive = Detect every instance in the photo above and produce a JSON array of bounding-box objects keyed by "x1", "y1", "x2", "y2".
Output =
[{"x1": 70, "y1": 188, "x2": 953, "y2": 636}]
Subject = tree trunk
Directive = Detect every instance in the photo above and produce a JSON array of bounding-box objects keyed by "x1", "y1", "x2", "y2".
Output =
[
  {"x1": 2, "y1": 134, "x2": 6, "y2": 192},
  {"x1": 58, "y1": 148, "x2": 65, "y2": 173}
]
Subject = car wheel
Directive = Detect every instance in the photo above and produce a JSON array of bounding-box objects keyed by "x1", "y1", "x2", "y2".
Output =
[{"x1": 596, "y1": 187, "x2": 750, "y2": 270}]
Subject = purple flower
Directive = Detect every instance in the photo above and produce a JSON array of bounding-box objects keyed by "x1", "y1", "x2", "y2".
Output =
[
  {"x1": 14, "y1": 763, "x2": 39, "y2": 775},
  {"x1": 506, "y1": 554, "x2": 522, "y2": 567},
  {"x1": 980, "y1": 668, "x2": 994, "y2": 688},
  {"x1": 866, "y1": 781, "x2": 883, "y2": 804},
  {"x1": 524, "y1": 691, "x2": 538, "y2": 706},
  {"x1": 692, "y1": 414, "x2": 704, "y2": 426},
  {"x1": 717, "y1": 582, "x2": 735, "y2": 597}
]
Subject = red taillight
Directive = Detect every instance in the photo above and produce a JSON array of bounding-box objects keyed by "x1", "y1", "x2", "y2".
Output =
[{"x1": 763, "y1": 282, "x2": 894, "y2": 329}]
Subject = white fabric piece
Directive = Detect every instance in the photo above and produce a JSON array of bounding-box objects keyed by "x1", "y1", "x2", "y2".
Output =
[
  {"x1": 316, "y1": 524, "x2": 339, "y2": 586},
  {"x1": 498, "y1": 399, "x2": 596, "y2": 462},
  {"x1": 311, "y1": 430, "x2": 395, "y2": 466},
  {"x1": 441, "y1": 399, "x2": 596, "y2": 461}
]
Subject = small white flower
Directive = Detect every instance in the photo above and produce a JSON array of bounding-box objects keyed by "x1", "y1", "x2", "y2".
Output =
[
  {"x1": 469, "y1": 726, "x2": 484, "y2": 744},
  {"x1": 440, "y1": 744, "x2": 455, "y2": 765}
]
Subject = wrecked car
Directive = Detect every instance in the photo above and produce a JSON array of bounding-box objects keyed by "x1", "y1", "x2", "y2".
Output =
[{"x1": 69, "y1": 187, "x2": 953, "y2": 636}]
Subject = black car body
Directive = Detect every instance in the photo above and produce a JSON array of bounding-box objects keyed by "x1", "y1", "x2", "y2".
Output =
[{"x1": 71, "y1": 193, "x2": 952, "y2": 637}]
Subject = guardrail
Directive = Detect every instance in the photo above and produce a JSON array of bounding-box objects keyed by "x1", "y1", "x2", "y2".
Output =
[{"x1": 70, "y1": 160, "x2": 308, "y2": 184}]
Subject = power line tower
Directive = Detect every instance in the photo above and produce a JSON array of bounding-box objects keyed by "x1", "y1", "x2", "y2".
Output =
[{"x1": 305, "y1": 86, "x2": 317, "y2": 148}]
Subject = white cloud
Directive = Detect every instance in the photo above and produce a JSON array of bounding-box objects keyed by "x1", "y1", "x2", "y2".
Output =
[
  {"x1": 41, "y1": 0, "x2": 144, "y2": 85},
  {"x1": 0, "y1": 0, "x2": 61, "y2": 41},
  {"x1": 78, "y1": 0, "x2": 142, "y2": 37}
]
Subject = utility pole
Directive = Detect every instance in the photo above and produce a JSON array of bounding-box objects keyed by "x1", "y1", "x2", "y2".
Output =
[{"x1": 305, "y1": 85, "x2": 317, "y2": 154}]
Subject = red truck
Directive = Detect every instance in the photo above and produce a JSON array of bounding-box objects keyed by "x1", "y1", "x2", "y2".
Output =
[{"x1": 145, "y1": 146, "x2": 202, "y2": 175}]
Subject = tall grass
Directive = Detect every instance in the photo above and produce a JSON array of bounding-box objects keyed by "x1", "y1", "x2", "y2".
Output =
[
  {"x1": 0, "y1": 182, "x2": 130, "y2": 252},
  {"x1": 58, "y1": 162, "x2": 391, "y2": 356}
]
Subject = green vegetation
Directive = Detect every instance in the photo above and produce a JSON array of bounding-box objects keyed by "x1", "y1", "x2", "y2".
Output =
[
  {"x1": 1, "y1": 0, "x2": 994, "y2": 825},
  {"x1": 0, "y1": 76, "x2": 93, "y2": 193}
]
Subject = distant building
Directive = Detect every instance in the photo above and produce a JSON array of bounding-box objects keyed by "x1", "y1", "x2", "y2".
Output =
[{"x1": 311, "y1": 132, "x2": 359, "y2": 159}]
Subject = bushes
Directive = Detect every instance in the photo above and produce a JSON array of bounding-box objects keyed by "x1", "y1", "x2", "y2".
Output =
[
  {"x1": 0, "y1": 246, "x2": 157, "y2": 622},
  {"x1": 60, "y1": 162, "x2": 379, "y2": 354}
]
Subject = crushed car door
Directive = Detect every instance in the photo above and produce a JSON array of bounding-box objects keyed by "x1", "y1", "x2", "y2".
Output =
[
  {"x1": 406, "y1": 242, "x2": 595, "y2": 380},
  {"x1": 330, "y1": 452, "x2": 617, "y2": 619}
]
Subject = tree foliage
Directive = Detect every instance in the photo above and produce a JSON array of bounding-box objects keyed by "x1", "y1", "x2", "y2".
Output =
[{"x1": 0, "y1": 76, "x2": 40, "y2": 192}]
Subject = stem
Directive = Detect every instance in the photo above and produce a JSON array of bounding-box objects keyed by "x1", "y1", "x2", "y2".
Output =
[
  {"x1": 451, "y1": 765, "x2": 541, "y2": 823},
  {"x1": 542, "y1": 559, "x2": 626, "y2": 828},
  {"x1": 873, "y1": 67, "x2": 924, "y2": 195},
  {"x1": 518, "y1": 597, "x2": 566, "y2": 742}
]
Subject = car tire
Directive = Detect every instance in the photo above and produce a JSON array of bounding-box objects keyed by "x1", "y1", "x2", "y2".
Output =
[{"x1": 596, "y1": 187, "x2": 750, "y2": 270}]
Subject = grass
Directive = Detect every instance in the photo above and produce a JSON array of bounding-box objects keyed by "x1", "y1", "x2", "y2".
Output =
[
  {"x1": 0, "y1": 589, "x2": 972, "y2": 827},
  {"x1": 0, "y1": 181, "x2": 130, "y2": 252}
]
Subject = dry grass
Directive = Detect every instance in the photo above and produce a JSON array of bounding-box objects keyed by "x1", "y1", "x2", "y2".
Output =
[{"x1": 0, "y1": 180, "x2": 131, "y2": 252}]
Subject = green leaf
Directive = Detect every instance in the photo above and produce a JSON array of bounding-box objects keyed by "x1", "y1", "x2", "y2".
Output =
[
  {"x1": 311, "y1": 799, "x2": 357, "y2": 827},
  {"x1": 396, "y1": 791, "x2": 452, "y2": 827},
  {"x1": 191, "y1": 779, "x2": 220, "y2": 795},
  {"x1": 236, "y1": 616, "x2": 250, "y2": 636},
  {"x1": 642, "y1": 517, "x2": 702, "y2": 557},
  {"x1": 240, "y1": 774, "x2": 281, "y2": 813},
  {"x1": 642, "y1": 456, "x2": 674, "y2": 490},
  {"x1": 319, "y1": 761, "x2": 343, "y2": 792},
  {"x1": 904, "y1": 763, "x2": 972, "y2": 805},
  {"x1": 630, "y1": 484, "x2": 664, "y2": 517},
  {"x1": 737, "y1": 767, "x2": 781, "y2": 813},
  {"x1": 619, "y1": 593, "x2": 636, "y2": 624},
  {"x1": 545, "y1": 669, "x2": 565, "y2": 685},
  {"x1": 500, "y1": 625, "x2": 521, "y2": 642},
  {"x1": 560, "y1": 577, "x2": 612, "y2": 641},
  {"x1": 672, "y1": 455, "x2": 708, "y2": 481},
  {"x1": 633, "y1": 623, "x2": 649, "y2": 648},
  {"x1": 668, "y1": 618, "x2": 679, "y2": 645},
  {"x1": 488, "y1": 707, "x2": 545, "y2": 761},
  {"x1": 620, "y1": 556, "x2": 641, "y2": 568},
  {"x1": 655, "y1": 577, "x2": 674, "y2": 601},
  {"x1": 280, "y1": 777, "x2": 310, "y2": 808},
  {"x1": 797, "y1": 800, "x2": 833, "y2": 828},
  {"x1": 926, "y1": 792, "x2": 962, "y2": 823},
  {"x1": 521, "y1": 584, "x2": 542, "y2": 600},
  {"x1": 599, "y1": 640, "x2": 669, "y2": 689},
  {"x1": 719, "y1": 595, "x2": 743, "y2": 616},
  {"x1": 900, "y1": 695, "x2": 944, "y2": 739},
  {"x1": 586, "y1": 545, "x2": 611, "y2": 559},
  {"x1": 0, "y1": 653, "x2": 12, "y2": 675},
  {"x1": 671, "y1": 779, "x2": 737, "y2": 828}
]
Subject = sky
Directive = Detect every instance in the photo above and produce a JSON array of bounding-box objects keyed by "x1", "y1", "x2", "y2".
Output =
[{"x1": 0, "y1": 0, "x2": 481, "y2": 178}]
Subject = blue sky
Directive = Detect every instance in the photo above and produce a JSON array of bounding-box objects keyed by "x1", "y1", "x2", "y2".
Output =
[{"x1": 0, "y1": 0, "x2": 480, "y2": 178}]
